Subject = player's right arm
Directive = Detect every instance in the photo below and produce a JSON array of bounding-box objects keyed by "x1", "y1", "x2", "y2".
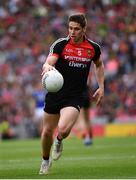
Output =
[
  {"x1": 42, "y1": 55, "x2": 58, "y2": 75},
  {"x1": 42, "y1": 40, "x2": 61, "y2": 75}
]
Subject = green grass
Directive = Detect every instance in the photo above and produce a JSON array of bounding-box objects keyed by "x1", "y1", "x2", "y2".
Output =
[{"x1": 0, "y1": 136, "x2": 136, "y2": 179}]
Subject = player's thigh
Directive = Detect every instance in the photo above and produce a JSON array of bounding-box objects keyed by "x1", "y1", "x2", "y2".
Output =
[
  {"x1": 59, "y1": 107, "x2": 80, "y2": 131},
  {"x1": 43, "y1": 112, "x2": 59, "y2": 130}
]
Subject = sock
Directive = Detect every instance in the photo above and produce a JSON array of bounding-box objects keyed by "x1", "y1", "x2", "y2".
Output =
[
  {"x1": 43, "y1": 156, "x2": 49, "y2": 161},
  {"x1": 56, "y1": 134, "x2": 63, "y2": 144}
]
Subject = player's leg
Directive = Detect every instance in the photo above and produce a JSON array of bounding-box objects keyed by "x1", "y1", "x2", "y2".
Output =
[
  {"x1": 83, "y1": 107, "x2": 93, "y2": 145},
  {"x1": 41, "y1": 112, "x2": 59, "y2": 159},
  {"x1": 39, "y1": 112, "x2": 59, "y2": 174},
  {"x1": 52, "y1": 106, "x2": 80, "y2": 160}
]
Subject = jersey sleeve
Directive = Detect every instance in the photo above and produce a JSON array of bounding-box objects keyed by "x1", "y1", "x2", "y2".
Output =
[
  {"x1": 92, "y1": 43, "x2": 101, "y2": 61},
  {"x1": 48, "y1": 40, "x2": 63, "y2": 57}
]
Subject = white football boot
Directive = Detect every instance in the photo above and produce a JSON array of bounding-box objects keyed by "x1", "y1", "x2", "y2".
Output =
[
  {"x1": 52, "y1": 139, "x2": 63, "y2": 160},
  {"x1": 39, "y1": 158, "x2": 52, "y2": 175}
]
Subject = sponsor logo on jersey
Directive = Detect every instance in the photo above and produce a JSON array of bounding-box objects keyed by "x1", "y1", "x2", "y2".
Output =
[
  {"x1": 64, "y1": 55, "x2": 91, "y2": 62},
  {"x1": 64, "y1": 55, "x2": 91, "y2": 68},
  {"x1": 69, "y1": 61, "x2": 87, "y2": 68}
]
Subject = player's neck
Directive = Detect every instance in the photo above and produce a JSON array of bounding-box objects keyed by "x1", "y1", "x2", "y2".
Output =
[{"x1": 71, "y1": 36, "x2": 84, "y2": 44}]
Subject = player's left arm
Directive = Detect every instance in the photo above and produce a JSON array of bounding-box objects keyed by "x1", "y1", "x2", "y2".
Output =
[{"x1": 92, "y1": 58, "x2": 104, "y2": 106}]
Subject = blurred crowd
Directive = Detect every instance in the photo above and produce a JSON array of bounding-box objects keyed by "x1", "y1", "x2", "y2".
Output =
[{"x1": 0, "y1": 0, "x2": 136, "y2": 139}]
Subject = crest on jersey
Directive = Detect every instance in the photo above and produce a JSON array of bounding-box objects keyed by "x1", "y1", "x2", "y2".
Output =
[{"x1": 87, "y1": 50, "x2": 92, "y2": 56}]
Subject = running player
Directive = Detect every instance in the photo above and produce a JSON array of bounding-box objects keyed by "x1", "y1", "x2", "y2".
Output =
[
  {"x1": 81, "y1": 85, "x2": 93, "y2": 145},
  {"x1": 39, "y1": 13, "x2": 104, "y2": 175}
]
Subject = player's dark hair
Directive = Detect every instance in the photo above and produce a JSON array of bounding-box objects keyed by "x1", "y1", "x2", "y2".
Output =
[{"x1": 68, "y1": 14, "x2": 87, "y2": 28}]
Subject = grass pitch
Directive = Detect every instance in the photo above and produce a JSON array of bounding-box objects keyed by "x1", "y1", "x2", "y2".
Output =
[{"x1": 0, "y1": 136, "x2": 136, "y2": 179}]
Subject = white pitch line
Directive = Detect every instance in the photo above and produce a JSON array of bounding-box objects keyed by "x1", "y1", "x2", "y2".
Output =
[
  {"x1": 65, "y1": 144, "x2": 136, "y2": 150},
  {"x1": 63, "y1": 155, "x2": 136, "y2": 161},
  {"x1": 0, "y1": 154, "x2": 136, "y2": 164}
]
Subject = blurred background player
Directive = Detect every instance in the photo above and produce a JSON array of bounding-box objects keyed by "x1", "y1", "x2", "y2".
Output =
[
  {"x1": 77, "y1": 71, "x2": 94, "y2": 146},
  {"x1": 32, "y1": 81, "x2": 47, "y2": 136},
  {"x1": 81, "y1": 85, "x2": 93, "y2": 146}
]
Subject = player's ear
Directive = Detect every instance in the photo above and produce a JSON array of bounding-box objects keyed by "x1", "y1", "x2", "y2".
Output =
[{"x1": 83, "y1": 27, "x2": 86, "y2": 33}]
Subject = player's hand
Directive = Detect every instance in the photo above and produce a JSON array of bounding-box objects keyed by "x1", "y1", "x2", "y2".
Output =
[
  {"x1": 41, "y1": 63, "x2": 54, "y2": 75},
  {"x1": 92, "y1": 87, "x2": 104, "y2": 106}
]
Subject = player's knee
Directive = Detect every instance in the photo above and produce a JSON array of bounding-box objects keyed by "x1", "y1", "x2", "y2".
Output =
[
  {"x1": 42, "y1": 127, "x2": 53, "y2": 138},
  {"x1": 58, "y1": 126, "x2": 70, "y2": 138}
]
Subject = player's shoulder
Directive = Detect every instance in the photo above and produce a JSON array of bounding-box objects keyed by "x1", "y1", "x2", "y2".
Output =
[
  {"x1": 49, "y1": 36, "x2": 70, "y2": 53},
  {"x1": 51, "y1": 36, "x2": 70, "y2": 47},
  {"x1": 86, "y1": 38, "x2": 101, "y2": 49},
  {"x1": 86, "y1": 38, "x2": 101, "y2": 58}
]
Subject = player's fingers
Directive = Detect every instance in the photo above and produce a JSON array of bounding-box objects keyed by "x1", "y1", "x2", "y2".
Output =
[
  {"x1": 96, "y1": 97, "x2": 101, "y2": 106},
  {"x1": 41, "y1": 71, "x2": 45, "y2": 76},
  {"x1": 96, "y1": 95, "x2": 103, "y2": 106},
  {"x1": 41, "y1": 66, "x2": 54, "y2": 75},
  {"x1": 92, "y1": 91, "x2": 97, "y2": 98}
]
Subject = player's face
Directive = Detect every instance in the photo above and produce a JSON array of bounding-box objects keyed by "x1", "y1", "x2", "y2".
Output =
[{"x1": 68, "y1": 22, "x2": 86, "y2": 43}]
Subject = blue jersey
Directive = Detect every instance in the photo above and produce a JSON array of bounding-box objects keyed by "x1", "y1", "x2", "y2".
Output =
[{"x1": 33, "y1": 90, "x2": 46, "y2": 108}]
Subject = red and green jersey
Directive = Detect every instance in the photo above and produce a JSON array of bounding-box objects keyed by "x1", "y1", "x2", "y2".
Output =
[{"x1": 46, "y1": 36, "x2": 101, "y2": 99}]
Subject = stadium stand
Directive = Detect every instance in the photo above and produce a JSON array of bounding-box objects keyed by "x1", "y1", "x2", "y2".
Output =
[{"x1": 0, "y1": 0, "x2": 135, "y2": 139}]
